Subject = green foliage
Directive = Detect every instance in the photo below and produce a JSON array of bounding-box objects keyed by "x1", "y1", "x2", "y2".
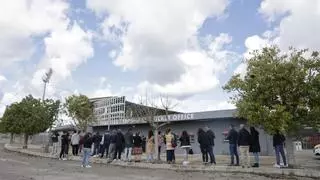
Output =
[
  {"x1": 0, "y1": 95, "x2": 61, "y2": 135},
  {"x1": 224, "y1": 46, "x2": 320, "y2": 135},
  {"x1": 64, "y1": 94, "x2": 94, "y2": 131}
]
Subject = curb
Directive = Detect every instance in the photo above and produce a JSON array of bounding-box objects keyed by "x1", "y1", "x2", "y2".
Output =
[{"x1": 4, "y1": 144, "x2": 320, "y2": 179}]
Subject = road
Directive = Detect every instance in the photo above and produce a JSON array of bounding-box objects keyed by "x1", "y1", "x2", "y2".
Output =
[{"x1": 0, "y1": 144, "x2": 315, "y2": 180}]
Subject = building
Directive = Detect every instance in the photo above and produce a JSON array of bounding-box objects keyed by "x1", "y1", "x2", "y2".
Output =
[{"x1": 90, "y1": 96, "x2": 274, "y2": 155}]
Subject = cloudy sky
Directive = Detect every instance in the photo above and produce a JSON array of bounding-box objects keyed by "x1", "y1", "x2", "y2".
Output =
[{"x1": 0, "y1": 0, "x2": 320, "y2": 116}]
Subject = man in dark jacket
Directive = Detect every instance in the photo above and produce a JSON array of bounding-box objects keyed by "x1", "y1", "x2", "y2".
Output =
[
  {"x1": 273, "y1": 130, "x2": 287, "y2": 168},
  {"x1": 107, "y1": 130, "x2": 117, "y2": 162},
  {"x1": 100, "y1": 131, "x2": 111, "y2": 158},
  {"x1": 227, "y1": 124, "x2": 239, "y2": 166},
  {"x1": 205, "y1": 126, "x2": 216, "y2": 164},
  {"x1": 238, "y1": 124, "x2": 251, "y2": 168},
  {"x1": 124, "y1": 128, "x2": 134, "y2": 161},
  {"x1": 51, "y1": 132, "x2": 59, "y2": 155},
  {"x1": 115, "y1": 129, "x2": 125, "y2": 160},
  {"x1": 59, "y1": 131, "x2": 68, "y2": 160}
]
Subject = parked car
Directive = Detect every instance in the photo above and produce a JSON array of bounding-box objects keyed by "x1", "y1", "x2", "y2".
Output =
[{"x1": 314, "y1": 144, "x2": 320, "y2": 156}]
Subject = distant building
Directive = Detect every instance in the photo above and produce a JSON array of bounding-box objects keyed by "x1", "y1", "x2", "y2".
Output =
[{"x1": 89, "y1": 96, "x2": 274, "y2": 155}]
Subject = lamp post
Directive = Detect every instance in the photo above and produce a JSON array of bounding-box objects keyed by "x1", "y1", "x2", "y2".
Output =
[{"x1": 42, "y1": 68, "x2": 53, "y2": 153}]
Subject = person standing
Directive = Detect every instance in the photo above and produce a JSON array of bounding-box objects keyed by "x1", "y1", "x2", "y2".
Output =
[
  {"x1": 146, "y1": 130, "x2": 155, "y2": 162},
  {"x1": 157, "y1": 131, "x2": 163, "y2": 161},
  {"x1": 115, "y1": 129, "x2": 125, "y2": 161},
  {"x1": 82, "y1": 132, "x2": 93, "y2": 168},
  {"x1": 133, "y1": 132, "x2": 143, "y2": 162},
  {"x1": 273, "y1": 130, "x2": 287, "y2": 168},
  {"x1": 227, "y1": 124, "x2": 239, "y2": 166},
  {"x1": 164, "y1": 128, "x2": 176, "y2": 164},
  {"x1": 179, "y1": 130, "x2": 191, "y2": 162},
  {"x1": 124, "y1": 128, "x2": 134, "y2": 162},
  {"x1": 238, "y1": 124, "x2": 251, "y2": 168},
  {"x1": 100, "y1": 131, "x2": 111, "y2": 158},
  {"x1": 107, "y1": 130, "x2": 117, "y2": 162},
  {"x1": 249, "y1": 127, "x2": 261, "y2": 167},
  {"x1": 59, "y1": 131, "x2": 68, "y2": 160},
  {"x1": 71, "y1": 131, "x2": 80, "y2": 156},
  {"x1": 198, "y1": 128, "x2": 210, "y2": 164},
  {"x1": 51, "y1": 132, "x2": 59, "y2": 155},
  {"x1": 79, "y1": 131, "x2": 84, "y2": 154},
  {"x1": 205, "y1": 127, "x2": 216, "y2": 164},
  {"x1": 92, "y1": 132, "x2": 102, "y2": 157}
]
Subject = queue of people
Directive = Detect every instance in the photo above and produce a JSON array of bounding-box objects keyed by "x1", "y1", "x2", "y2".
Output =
[{"x1": 52, "y1": 124, "x2": 288, "y2": 169}]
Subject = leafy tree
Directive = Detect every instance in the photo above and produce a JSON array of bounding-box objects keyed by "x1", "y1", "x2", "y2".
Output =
[
  {"x1": 224, "y1": 46, "x2": 320, "y2": 166},
  {"x1": 0, "y1": 95, "x2": 60, "y2": 148},
  {"x1": 64, "y1": 94, "x2": 94, "y2": 131},
  {"x1": 0, "y1": 103, "x2": 22, "y2": 144}
]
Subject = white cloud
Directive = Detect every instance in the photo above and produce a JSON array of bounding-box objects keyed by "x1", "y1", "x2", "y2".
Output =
[
  {"x1": 136, "y1": 33, "x2": 238, "y2": 97},
  {"x1": 87, "y1": 0, "x2": 231, "y2": 87},
  {"x1": 247, "y1": 0, "x2": 320, "y2": 52},
  {"x1": 0, "y1": 0, "x2": 69, "y2": 68}
]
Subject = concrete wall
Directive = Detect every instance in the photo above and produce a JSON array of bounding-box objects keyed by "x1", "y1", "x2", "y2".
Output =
[{"x1": 92, "y1": 117, "x2": 274, "y2": 156}]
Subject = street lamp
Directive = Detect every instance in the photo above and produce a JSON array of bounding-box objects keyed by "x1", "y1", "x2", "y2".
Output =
[{"x1": 42, "y1": 68, "x2": 53, "y2": 153}]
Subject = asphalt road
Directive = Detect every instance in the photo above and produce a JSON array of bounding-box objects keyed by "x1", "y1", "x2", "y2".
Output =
[{"x1": 0, "y1": 144, "x2": 315, "y2": 180}]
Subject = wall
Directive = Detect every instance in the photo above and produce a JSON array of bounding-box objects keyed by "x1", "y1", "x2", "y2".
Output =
[{"x1": 92, "y1": 117, "x2": 274, "y2": 155}]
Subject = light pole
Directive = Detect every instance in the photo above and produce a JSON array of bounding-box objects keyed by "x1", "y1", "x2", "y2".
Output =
[{"x1": 42, "y1": 68, "x2": 53, "y2": 153}]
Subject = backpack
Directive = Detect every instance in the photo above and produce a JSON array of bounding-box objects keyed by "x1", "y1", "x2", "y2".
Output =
[{"x1": 171, "y1": 134, "x2": 177, "y2": 148}]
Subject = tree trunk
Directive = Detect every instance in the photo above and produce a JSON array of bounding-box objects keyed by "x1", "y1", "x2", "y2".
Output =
[
  {"x1": 9, "y1": 133, "x2": 14, "y2": 144},
  {"x1": 154, "y1": 128, "x2": 159, "y2": 162},
  {"x1": 23, "y1": 133, "x2": 28, "y2": 149},
  {"x1": 286, "y1": 135, "x2": 296, "y2": 168}
]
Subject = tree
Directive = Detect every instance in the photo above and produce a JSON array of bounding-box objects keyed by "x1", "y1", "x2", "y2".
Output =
[
  {"x1": 0, "y1": 95, "x2": 60, "y2": 148},
  {"x1": 128, "y1": 93, "x2": 177, "y2": 162},
  {"x1": 224, "y1": 46, "x2": 320, "y2": 167},
  {"x1": 0, "y1": 103, "x2": 22, "y2": 144},
  {"x1": 64, "y1": 94, "x2": 94, "y2": 132}
]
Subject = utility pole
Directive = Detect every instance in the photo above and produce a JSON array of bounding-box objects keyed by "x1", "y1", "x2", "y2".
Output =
[{"x1": 42, "y1": 68, "x2": 53, "y2": 153}]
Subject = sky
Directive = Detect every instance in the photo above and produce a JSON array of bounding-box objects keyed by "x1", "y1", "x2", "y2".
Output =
[{"x1": 1, "y1": 0, "x2": 320, "y2": 117}]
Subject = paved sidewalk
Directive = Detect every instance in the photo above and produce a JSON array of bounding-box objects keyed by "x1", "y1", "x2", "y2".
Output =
[{"x1": 4, "y1": 143, "x2": 320, "y2": 179}]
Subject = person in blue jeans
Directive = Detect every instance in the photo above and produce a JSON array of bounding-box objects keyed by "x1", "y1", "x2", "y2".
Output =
[
  {"x1": 273, "y1": 130, "x2": 287, "y2": 168},
  {"x1": 82, "y1": 132, "x2": 93, "y2": 168},
  {"x1": 227, "y1": 124, "x2": 239, "y2": 166}
]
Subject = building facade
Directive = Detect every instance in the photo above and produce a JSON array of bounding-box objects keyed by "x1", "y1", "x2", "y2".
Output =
[{"x1": 90, "y1": 96, "x2": 274, "y2": 155}]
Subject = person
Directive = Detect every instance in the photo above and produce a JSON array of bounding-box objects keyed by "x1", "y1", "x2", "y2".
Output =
[
  {"x1": 71, "y1": 131, "x2": 80, "y2": 156},
  {"x1": 146, "y1": 130, "x2": 155, "y2": 162},
  {"x1": 205, "y1": 126, "x2": 216, "y2": 164},
  {"x1": 133, "y1": 132, "x2": 143, "y2": 162},
  {"x1": 198, "y1": 128, "x2": 210, "y2": 164},
  {"x1": 179, "y1": 130, "x2": 190, "y2": 162},
  {"x1": 107, "y1": 130, "x2": 117, "y2": 162},
  {"x1": 115, "y1": 129, "x2": 125, "y2": 161},
  {"x1": 157, "y1": 131, "x2": 163, "y2": 161},
  {"x1": 227, "y1": 124, "x2": 239, "y2": 166},
  {"x1": 141, "y1": 134, "x2": 146, "y2": 153},
  {"x1": 51, "y1": 132, "x2": 59, "y2": 155},
  {"x1": 79, "y1": 131, "x2": 84, "y2": 153},
  {"x1": 59, "y1": 131, "x2": 68, "y2": 160},
  {"x1": 82, "y1": 132, "x2": 93, "y2": 168},
  {"x1": 100, "y1": 131, "x2": 111, "y2": 158},
  {"x1": 238, "y1": 124, "x2": 251, "y2": 168},
  {"x1": 164, "y1": 128, "x2": 176, "y2": 164},
  {"x1": 124, "y1": 128, "x2": 134, "y2": 161},
  {"x1": 92, "y1": 132, "x2": 102, "y2": 157},
  {"x1": 273, "y1": 130, "x2": 287, "y2": 168},
  {"x1": 249, "y1": 127, "x2": 261, "y2": 168}
]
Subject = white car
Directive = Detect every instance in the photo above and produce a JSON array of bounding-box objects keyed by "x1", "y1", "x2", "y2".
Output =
[{"x1": 314, "y1": 144, "x2": 320, "y2": 156}]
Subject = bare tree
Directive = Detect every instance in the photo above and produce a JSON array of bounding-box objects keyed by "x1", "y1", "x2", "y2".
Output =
[{"x1": 127, "y1": 93, "x2": 178, "y2": 162}]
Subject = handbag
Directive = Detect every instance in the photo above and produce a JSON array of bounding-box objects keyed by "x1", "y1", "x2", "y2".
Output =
[{"x1": 188, "y1": 148, "x2": 194, "y2": 155}]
